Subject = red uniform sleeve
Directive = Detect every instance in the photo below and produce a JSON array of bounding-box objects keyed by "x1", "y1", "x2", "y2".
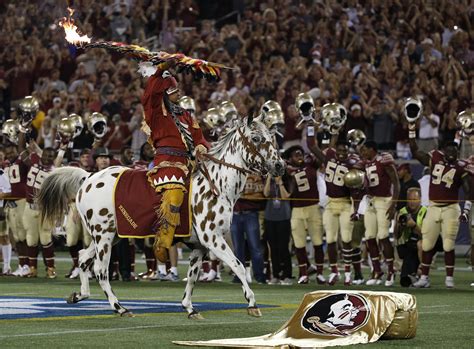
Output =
[
  {"x1": 186, "y1": 112, "x2": 210, "y2": 149},
  {"x1": 141, "y1": 70, "x2": 166, "y2": 126}
]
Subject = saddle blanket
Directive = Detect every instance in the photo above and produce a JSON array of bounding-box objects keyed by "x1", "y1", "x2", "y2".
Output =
[{"x1": 113, "y1": 169, "x2": 191, "y2": 238}]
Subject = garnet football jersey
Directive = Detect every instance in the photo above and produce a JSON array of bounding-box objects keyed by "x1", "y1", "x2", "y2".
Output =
[
  {"x1": 323, "y1": 148, "x2": 360, "y2": 198},
  {"x1": 4, "y1": 156, "x2": 29, "y2": 200},
  {"x1": 428, "y1": 150, "x2": 471, "y2": 204},
  {"x1": 288, "y1": 155, "x2": 319, "y2": 207},
  {"x1": 25, "y1": 153, "x2": 55, "y2": 203},
  {"x1": 364, "y1": 152, "x2": 395, "y2": 197}
]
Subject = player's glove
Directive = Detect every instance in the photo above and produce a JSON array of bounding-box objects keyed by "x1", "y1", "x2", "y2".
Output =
[
  {"x1": 350, "y1": 212, "x2": 361, "y2": 221},
  {"x1": 459, "y1": 201, "x2": 472, "y2": 223}
]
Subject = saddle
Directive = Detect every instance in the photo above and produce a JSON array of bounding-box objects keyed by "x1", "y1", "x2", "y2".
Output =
[{"x1": 113, "y1": 169, "x2": 191, "y2": 238}]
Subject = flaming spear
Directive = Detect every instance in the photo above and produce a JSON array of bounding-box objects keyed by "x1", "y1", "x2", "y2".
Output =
[{"x1": 59, "y1": 8, "x2": 232, "y2": 80}]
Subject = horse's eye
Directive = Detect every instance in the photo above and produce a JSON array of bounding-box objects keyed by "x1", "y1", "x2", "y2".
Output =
[{"x1": 252, "y1": 136, "x2": 261, "y2": 143}]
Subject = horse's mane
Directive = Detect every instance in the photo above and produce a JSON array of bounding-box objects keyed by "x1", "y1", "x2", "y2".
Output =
[{"x1": 208, "y1": 124, "x2": 239, "y2": 157}]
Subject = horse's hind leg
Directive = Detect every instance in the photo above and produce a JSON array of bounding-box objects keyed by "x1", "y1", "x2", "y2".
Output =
[
  {"x1": 67, "y1": 242, "x2": 95, "y2": 304},
  {"x1": 182, "y1": 248, "x2": 205, "y2": 319},
  {"x1": 206, "y1": 237, "x2": 261, "y2": 317},
  {"x1": 94, "y1": 232, "x2": 133, "y2": 317}
]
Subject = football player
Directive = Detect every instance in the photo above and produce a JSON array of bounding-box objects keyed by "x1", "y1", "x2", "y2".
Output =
[
  {"x1": 285, "y1": 145, "x2": 325, "y2": 284},
  {"x1": 409, "y1": 131, "x2": 472, "y2": 288},
  {"x1": 360, "y1": 141, "x2": 400, "y2": 286},
  {"x1": 309, "y1": 137, "x2": 363, "y2": 285}
]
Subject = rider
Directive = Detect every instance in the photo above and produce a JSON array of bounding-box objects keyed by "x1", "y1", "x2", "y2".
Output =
[{"x1": 142, "y1": 64, "x2": 209, "y2": 263}]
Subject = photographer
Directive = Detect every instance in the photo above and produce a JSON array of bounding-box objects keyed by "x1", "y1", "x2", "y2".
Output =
[{"x1": 394, "y1": 187, "x2": 426, "y2": 287}]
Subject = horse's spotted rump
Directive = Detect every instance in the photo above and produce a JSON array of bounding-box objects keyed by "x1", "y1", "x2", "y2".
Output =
[
  {"x1": 95, "y1": 224, "x2": 102, "y2": 232},
  {"x1": 194, "y1": 193, "x2": 198, "y2": 202},
  {"x1": 195, "y1": 201, "x2": 204, "y2": 215},
  {"x1": 203, "y1": 233, "x2": 209, "y2": 242},
  {"x1": 200, "y1": 219, "x2": 206, "y2": 231},
  {"x1": 212, "y1": 235, "x2": 216, "y2": 243},
  {"x1": 99, "y1": 250, "x2": 104, "y2": 261},
  {"x1": 219, "y1": 206, "x2": 224, "y2": 214},
  {"x1": 96, "y1": 182, "x2": 105, "y2": 188},
  {"x1": 96, "y1": 235, "x2": 101, "y2": 243},
  {"x1": 209, "y1": 223, "x2": 216, "y2": 230},
  {"x1": 221, "y1": 244, "x2": 226, "y2": 250},
  {"x1": 104, "y1": 244, "x2": 109, "y2": 254},
  {"x1": 99, "y1": 208, "x2": 109, "y2": 216},
  {"x1": 78, "y1": 189, "x2": 83, "y2": 202},
  {"x1": 86, "y1": 209, "x2": 93, "y2": 220},
  {"x1": 85, "y1": 184, "x2": 92, "y2": 193},
  {"x1": 218, "y1": 219, "x2": 224, "y2": 226},
  {"x1": 208, "y1": 211, "x2": 216, "y2": 221}
]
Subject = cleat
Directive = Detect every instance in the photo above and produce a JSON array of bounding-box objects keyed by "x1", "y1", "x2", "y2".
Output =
[
  {"x1": 2, "y1": 268, "x2": 12, "y2": 276},
  {"x1": 328, "y1": 272, "x2": 340, "y2": 285},
  {"x1": 445, "y1": 276, "x2": 454, "y2": 289},
  {"x1": 385, "y1": 272, "x2": 395, "y2": 287},
  {"x1": 47, "y1": 267, "x2": 57, "y2": 279},
  {"x1": 140, "y1": 270, "x2": 157, "y2": 280},
  {"x1": 268, "y1": 277, "x2": 280, "y2": 285},
  {"x1": 344, "y1": 272, "x2": 352, "y2": 286},
  {"x1": 298, "y1": 275, "x2": 309, "y2": 284},
  {"x1": 352, "y1": 277, "x2": 365, "y2": 285},
  {"x1": 366, "y1": 272, "x2": 384, "y2": 286},
  {"x1": 316, "y1": 273, "x2": 326, "y2": 285},
  {"x1": 158, "y1": 273, "x2": 168, "y2": 281},
  {"x1": 130, "y1": 272, "x2": 139, "y2": 281},
  {"x1": 205, "y1": 269, "x2": 217, "y2": 282},
  {"x1": 470, "y1": 282, "x2": 474, "y2": 287},
  {"x1": 412, "y1": 276, "x2": 430, "y2": 288},
  {"x1": 69, "y1": 267, "x2": 81, "y2": 279},
  {"x1": 12, "y1": 266, "x2": 23, "y2": 277},
  {"x1": 27, "y1": 266, "x2": 37, "y2": 278},
  {"x1": 198, "y1": 272, "x2": 209, "y2": 282},
  {"x1": 280, "y1": 278, "x2": 293, "y2": 285},
  {"x1": 21, "y1": 265, "x2": 31, "y2": 277},
  {"x1": 163, "y1": 273, "x2": 179, "y2": 282}
]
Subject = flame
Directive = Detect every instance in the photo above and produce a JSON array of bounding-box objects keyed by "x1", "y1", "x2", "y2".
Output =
[{"x1": 59, "y1": 7, "x2": 91, "y2": 45}]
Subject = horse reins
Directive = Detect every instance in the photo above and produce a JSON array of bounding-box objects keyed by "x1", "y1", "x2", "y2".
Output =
[{"x1": 196, "y1": 127, "x2": 265, "y2": 196}]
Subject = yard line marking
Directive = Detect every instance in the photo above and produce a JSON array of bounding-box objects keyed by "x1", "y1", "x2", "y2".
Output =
[
  {"x1": 419, "y1": 310, "x2": 474, "y2": 314},
  {"x1": 1, "y1": 293, "x2": 37, "y2": 296},
  {"x1": 423, "y1": 305, "x2": 450, "y2": 308},
  {"x1": 0, "y1": 319, "x2": 284, "y2": 339}
]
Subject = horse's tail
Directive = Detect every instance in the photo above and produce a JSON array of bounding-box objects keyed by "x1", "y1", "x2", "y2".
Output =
[{"x1": 37, "y1": 167, "x2": 89, "y2": 225}]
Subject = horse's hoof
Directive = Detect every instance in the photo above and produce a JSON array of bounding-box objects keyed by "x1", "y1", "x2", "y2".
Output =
[
  {"x1": 120, "y1": 310, "x2": 135, "y2": 318},
  {"x1": 188, "y1": 310, "x2": 205, "y2": 320},
  {"x1": 247, "y1": 306, "x2": 262, "y2": 317},
  {"x1": 67, "y1": 292, "x2": 83, "y2": 304}
]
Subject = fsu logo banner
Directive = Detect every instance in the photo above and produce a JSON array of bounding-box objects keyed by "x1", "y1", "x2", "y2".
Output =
[{"x1": 174, "y1": 291, "x2": 418, "y2": 348}]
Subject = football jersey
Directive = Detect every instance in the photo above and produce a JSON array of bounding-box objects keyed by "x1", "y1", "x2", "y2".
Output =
[
  {"x1": 26, "y1": 153, "x2": 55, "y2": 204},
  {"x1": 288, "y1": 156, "x2": 319, "y2": 208},
  {"x1": 428, "y1": 150, "x2": 471, "y2": 204},
  {"x1": 364, "y1": 152, "x2": 395, "y2": 197},
  {"x1": 4, "y1": 156, "x2": 29, "y2": 200},
  {"x1": 323, "y1": 148, "x2": 360, "y2": 198}
]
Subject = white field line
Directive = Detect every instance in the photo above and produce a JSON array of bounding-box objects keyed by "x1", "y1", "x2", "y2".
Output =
[{"x1": 0, "y1": 319, "x2": 284, "y2": 339}]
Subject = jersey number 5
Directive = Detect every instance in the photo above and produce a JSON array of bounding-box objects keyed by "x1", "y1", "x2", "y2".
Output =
[
  {"x1": 27, "y1": 167, "x2": 47, "y2": 190},
  {"x1": 294, "y1": 171, "x2": 310, "y2": 192}
]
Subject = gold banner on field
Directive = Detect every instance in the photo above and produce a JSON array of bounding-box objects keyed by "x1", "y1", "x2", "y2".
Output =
[{"x1": 174, "y1": 291, "x2": 418, "y2": 348}]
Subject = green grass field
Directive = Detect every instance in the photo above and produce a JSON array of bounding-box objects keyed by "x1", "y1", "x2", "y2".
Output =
[{"x1": 0, "y1": 253, "x2": 473, "y2": 349}]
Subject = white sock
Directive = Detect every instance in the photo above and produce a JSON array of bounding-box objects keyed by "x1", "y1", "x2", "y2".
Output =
[
  {"x1": 170, "y1": 266, "x2": 178, "y2": 275},
  {"x1": 158, "y1": 265, "x2": 167, "y2": 274},
  {"x1": 2, "y1": 244, "x2": 12, "y2": 271}
]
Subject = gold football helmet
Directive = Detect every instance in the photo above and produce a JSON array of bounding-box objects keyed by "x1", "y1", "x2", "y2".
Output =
[
  {"x1": 456, "y1": 110, "x2": 473, "y2": 135},
  {"x1": 343, "y1": 169, "x2": 365, "y2": 189},
  {"x1": 321, "y1": 103, "x2": 347, "y2": 134},
  {"x1": 18, "y1": 96, "x2": 39, "y2": 113},
  {"x1": 203, "y1": 108, "x2": 224, "y2": 129},
  {"x1": 218, "y1": 101, "x2": 238, "y2": 121},
  {"x1": 58, "y1": 117, "x2": 75, "y2": 139},
  {"x1": 178, "y1": 96, "x2": 196, "y2": 115},
  {"x1": 295, "y1": 93, "x2": 315, "y2": 120},
  {"x1": 404, "y1": 97, "x2": 423, "y2": 123},
  {"x1": 2, "y1": 119, "x2": 20, "y2": 145},
  {"x1": 260, "y1": 100, "x2": 282, "y2": 116},
  {"x1": 88, "y1": 112, "x2": 108, "y2": 139},
  {"x1": 69, "y1": 113, "x2": 84, "y2": 138},
  {"x1": 347, "y1": 129, "x2": 366, "y2": 147}
]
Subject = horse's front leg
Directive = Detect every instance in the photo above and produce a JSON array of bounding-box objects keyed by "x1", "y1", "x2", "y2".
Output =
[
  {"x1": 182, "y1": 247, "x2": 206, "y2": 320},
  {"x1": 206, "y1": 235, "x2": 261, "y2": 317}
]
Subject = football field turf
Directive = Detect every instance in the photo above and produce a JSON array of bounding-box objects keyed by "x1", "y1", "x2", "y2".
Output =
[{"x1": 0, "y1": 254, "x2": 473, "y2": 349}]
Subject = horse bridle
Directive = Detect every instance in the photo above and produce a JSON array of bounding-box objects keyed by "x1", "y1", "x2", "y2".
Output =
[{"x1": 197, "y1": 126, "x2": 268, "y2": 196}]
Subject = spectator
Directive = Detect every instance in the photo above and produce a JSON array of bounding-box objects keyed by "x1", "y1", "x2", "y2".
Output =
[
  {"x1": 417, "y1": 102, "x2": 440, "y2": 153},
  {"x1": 397, "y1": 163, "x2": 420, "y2": 211}
]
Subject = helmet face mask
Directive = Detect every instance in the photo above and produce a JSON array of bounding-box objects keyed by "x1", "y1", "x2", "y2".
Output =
[
  {"x1": 69, "y1": 114, "x2": 84, "y2": 138},
  {"x1": 404, "y1": 97, "x2": 423, "y2": 123},
  {"x1": 456, "y1": 110, "x2": 473, "y2": 135},
  {"x1": 321, "y1": 103, "x2": 347, "y2": 134},
  {"x1": 2, "y1": 119, "x2": 20, "y2": 145},
  {"x1": 178, "y1": 96, "x2": 196, "y2": 116},
  {"x1": 347, "y1": 129, "x2": 366, "y2": 148},
  {"x1": 88, "y1": 112, "x2": 108, "y2": 139}
]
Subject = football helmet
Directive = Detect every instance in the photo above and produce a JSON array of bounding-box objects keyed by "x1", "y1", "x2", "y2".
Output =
[
  {"x1": 178, "y1": 96, "x2": 196, "y2": 115},
  {"x1": 295, "y1": 92, "x2": 315, "y2": 121},
  {"x1": 456, "y1": 110, "x2": 473, "y2": 135},
  {"x1": 88, "y1": 112, "x2": 108, "y2": 139},
  {"x1": 347, "y1": 129, "x2": 366, "y2": 147},
  {"x1": 69, "y1": 113, "x2": 84, "y2": 138},
  {"x1": 404, "y1": 97, "x2": 423, "y2": 123},
  {"x1": 218, "y1": 101, "x2": 238, "y2": 121},
  {"x1": 203, "y1": 108, "x2": 224, "y2": 129},
  {"x1": 2, "y1": 119, "x2": 20, "y2": 145},
  {"x1": 321, "y1": 103, "x2": 347, "y2": 134},
  {"x1": 18, "y1": 96, "x2": 39, "y2": 132},
  {"x1": 343, "y1": 169, "x2": 365, "y2": 189},
  {"x1": 260, "y1": 100, "x2": 282, "y2": 116},
  {"x1": 57, "y1": 117, "x2": 75, "y2": 140}
]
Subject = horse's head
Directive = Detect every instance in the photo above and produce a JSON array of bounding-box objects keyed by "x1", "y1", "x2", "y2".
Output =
[{"x1": 237, "y1": 115, "x2": 286, "y2": 177}]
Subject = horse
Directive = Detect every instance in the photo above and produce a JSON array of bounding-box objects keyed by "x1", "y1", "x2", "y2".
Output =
[{"x1": 37, "y1": 116, "x2": 285, "y2": 318}]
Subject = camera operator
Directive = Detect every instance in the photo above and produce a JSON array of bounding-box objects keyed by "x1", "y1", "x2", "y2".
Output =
[{"x1": 394, "y1": 187, "x2": 426, "y2": 287}]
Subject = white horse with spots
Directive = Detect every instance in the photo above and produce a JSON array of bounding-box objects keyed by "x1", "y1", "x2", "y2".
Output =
[{"x1": 38, "y1": 116, "x2": 285, "y2": 318}]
